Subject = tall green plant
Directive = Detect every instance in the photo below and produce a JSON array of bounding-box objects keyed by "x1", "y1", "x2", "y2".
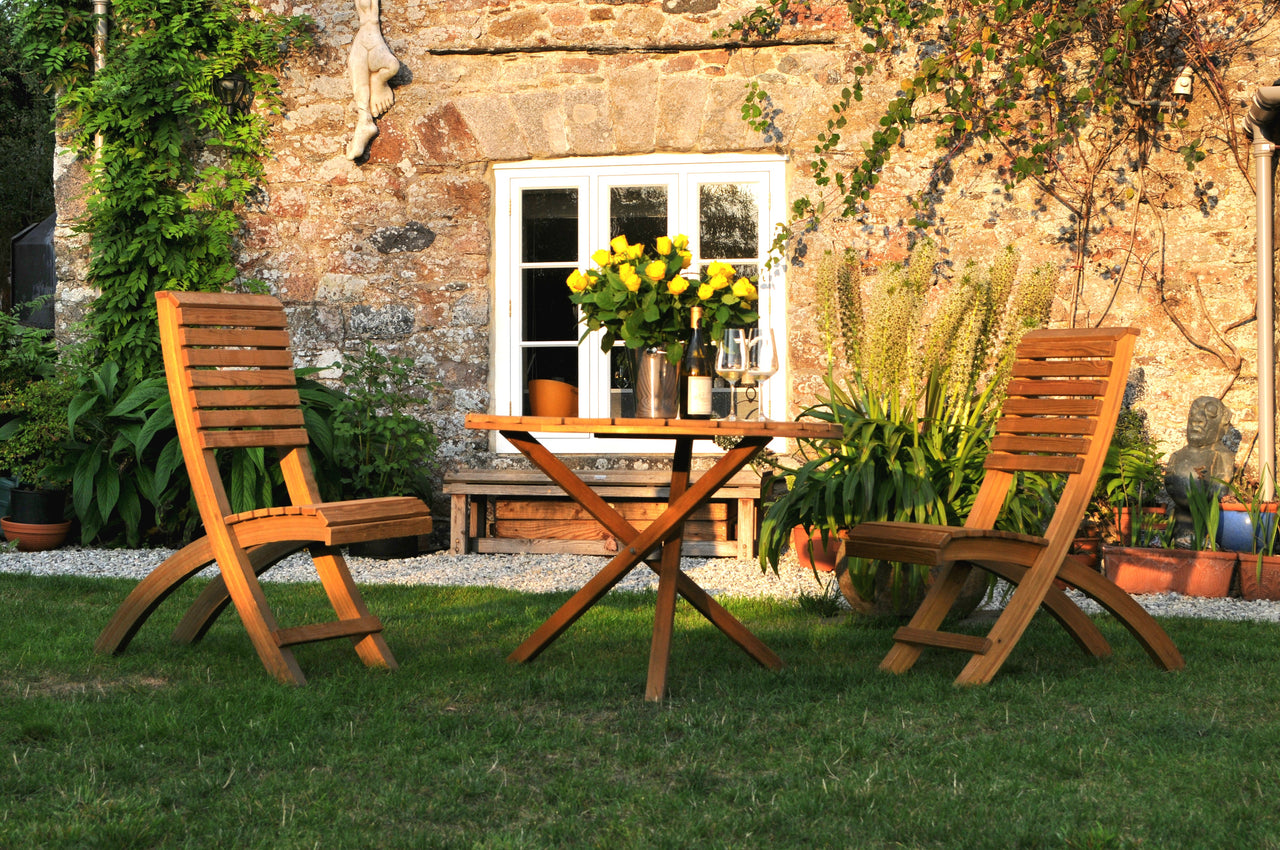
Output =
[{"x1": 17, "y1": 0, "x2": 312, "y2": 382}]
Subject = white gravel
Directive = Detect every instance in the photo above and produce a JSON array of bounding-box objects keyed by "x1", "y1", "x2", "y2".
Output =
[{"x1": 4, "y1": 545, "x2": 1280, "y2": 621}]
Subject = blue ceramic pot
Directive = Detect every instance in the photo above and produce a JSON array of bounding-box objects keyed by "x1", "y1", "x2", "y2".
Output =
[{"x1": 1219, "y1": 504, "x2": 1279, "y2": 553}]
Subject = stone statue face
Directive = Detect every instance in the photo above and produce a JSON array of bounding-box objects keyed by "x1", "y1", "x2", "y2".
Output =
[{"x1": 1186, "y1": 396, "x2": 1228, "y2": 448}]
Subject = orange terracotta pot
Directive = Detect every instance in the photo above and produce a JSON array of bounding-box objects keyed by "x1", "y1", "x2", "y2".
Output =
[
  {"x1": 1101, "y1": 546, "x2": 1235, "y2": 597},
  {"x1": 0, "y1": 518, "x2": 72, "y2": 552},
  {"x1": 1239, "y1": 554, "x2": 1280, "y2": 601},
  {"x1": 528, "y1": 379, "x2": 578, "y2": 417},
  {"x1": 792, "y1": 526, "x2": 840, "y2": 572}
]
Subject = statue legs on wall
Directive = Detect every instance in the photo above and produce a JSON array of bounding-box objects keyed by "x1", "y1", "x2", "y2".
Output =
[{"x1": 346, "y1": 0, "x2": 399, "y2": 161}]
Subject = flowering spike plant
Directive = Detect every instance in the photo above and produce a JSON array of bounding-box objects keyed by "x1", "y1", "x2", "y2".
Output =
[{"x1": 567, "y1": 234, "x2": 760, "y2": 364}]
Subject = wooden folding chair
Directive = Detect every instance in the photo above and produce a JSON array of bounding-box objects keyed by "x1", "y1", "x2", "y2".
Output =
[
  {"x1": 95, "y1": 291, "x2": 433, "y2": 684},
  {"x1": 843, "y1": 327, "x2": 1184, "y2": 685}
]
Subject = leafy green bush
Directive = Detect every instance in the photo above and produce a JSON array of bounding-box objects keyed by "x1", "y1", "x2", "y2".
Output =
[
  {"x1": 0, "y1": 371, "x2": 75, "y2": 489},
  {"x1": 326, "y1": 343, "x2": 440, "y2": 499}
]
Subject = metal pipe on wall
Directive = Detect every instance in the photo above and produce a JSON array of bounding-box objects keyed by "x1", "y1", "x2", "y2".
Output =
[
  {"x1": 1243, "y1": 86, "x2": 1280, "y2": 499},
  {"x1": 1255, "y1": 140, "x2": 1276, "y2": 499},
  {"x1": 93, "y1": 1, "x2": 108, "y2": 153}
]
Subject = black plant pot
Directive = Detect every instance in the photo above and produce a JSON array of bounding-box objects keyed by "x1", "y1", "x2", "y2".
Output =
[{"x1": 7, "y1": 488, "x2": 68, "y2": 524}]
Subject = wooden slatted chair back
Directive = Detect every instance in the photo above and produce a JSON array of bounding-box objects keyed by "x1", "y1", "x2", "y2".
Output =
[
  {"x1": 966, "y1": 327, "x2": 1138, "y2": 549},
  {"x1": 156, "y1": 291, "x2": 310, "y2": 453}
]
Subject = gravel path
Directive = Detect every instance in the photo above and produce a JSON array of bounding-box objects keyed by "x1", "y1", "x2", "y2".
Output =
[{"x1": 4, "y1": 545, "x2": 1280, "y2": 622}]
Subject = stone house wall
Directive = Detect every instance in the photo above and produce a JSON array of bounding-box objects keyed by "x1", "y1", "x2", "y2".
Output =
[{"x1": 48, "y1": 1, "x2": 1280, "y2": 499}]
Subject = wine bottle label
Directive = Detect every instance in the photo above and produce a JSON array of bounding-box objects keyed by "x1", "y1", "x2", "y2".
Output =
[{"x1": 686, "y1": 376, "x2": 712, "y2": 416}]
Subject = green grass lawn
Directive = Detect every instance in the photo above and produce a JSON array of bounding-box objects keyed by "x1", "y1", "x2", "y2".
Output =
[{"x1": 2, "y1": 572, "x2": 1277, "y2": 849}]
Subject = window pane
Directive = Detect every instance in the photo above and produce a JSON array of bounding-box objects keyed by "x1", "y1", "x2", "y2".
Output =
[
  {"x1": 699, "y1": 184, "x2": 757, "y2": 259},
  {"x1": 610, "y1": 186, "x2": 667, "y2": 252},
  {"x1": 522, "y1": 189, "x2": 578, "y2": 263},
  {"x1": 522, "y1": 268, "x2": 578, "y2": 341}
]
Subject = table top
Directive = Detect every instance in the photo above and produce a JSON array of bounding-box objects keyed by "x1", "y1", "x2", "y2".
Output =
[{"x1": 464, "y1": 414, "x2": 843, "y2": 441}]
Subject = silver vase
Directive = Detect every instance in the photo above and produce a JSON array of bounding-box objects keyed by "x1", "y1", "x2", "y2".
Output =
[{"x1": 632, "y1": 346, "x2": 680, "y2": 418}]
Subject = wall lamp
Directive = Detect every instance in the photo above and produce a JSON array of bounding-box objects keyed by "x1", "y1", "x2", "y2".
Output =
[{"x1": 213, "y1": 71, "x2": 252, "y2": 118}]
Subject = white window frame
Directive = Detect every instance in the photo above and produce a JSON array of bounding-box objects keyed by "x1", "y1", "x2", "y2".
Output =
[{"x1": 493, "y1": 153, "x2": 788, "y2": 454}]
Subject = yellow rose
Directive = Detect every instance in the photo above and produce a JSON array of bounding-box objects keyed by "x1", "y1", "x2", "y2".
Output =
[
  {"x1": 667, "y1": 276, "x2": 689, "y2": 295},
  {"x1": 710, "y1": 274, "x2": 731, "y2": 291},
  {"x1": 627, "y1": 243, "x2": 645, "y2": 260},
  {"x1": 679, "y1": 251, "x2": 692, "y2": 269},
  {"x1": 591, "y1": 249, "x2": 611, "y2": 266},
  {"x1": 644, "y1": 260, "x2": 668, "y2": 281},
  {"x1": 673, "y1": 234, "x2": 689, "y2": 250},
  {"x1": 698, "y1": 283, "x2": 715, "y2": 300},
  {"x1": 655, "y1": 236, "x2": 673, "y2": 256},
  {"x1": 610, "y1": 235, "x2": 630, "y2": 254},
  {"x1": 620, "y1": 265, "x2": 642, "y2": 292},
  {"x1": 708, "y1": 261, "x2": 734, "y2": 278},
  {"x1": 732, "y1": 278, "x2": 758, "y2": 300},
  {"x1": 567, "y1": 270, "x2": 589, "y2": 293}
]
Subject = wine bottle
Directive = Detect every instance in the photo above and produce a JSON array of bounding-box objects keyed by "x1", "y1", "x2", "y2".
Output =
[{"x1": 682, "y1": 306, "x2": 713, "y2": 419}]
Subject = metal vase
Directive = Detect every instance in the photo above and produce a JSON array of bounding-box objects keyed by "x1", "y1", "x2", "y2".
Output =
[{"x1": 632, "y1": 346, "x2": 680, "y2": 418}]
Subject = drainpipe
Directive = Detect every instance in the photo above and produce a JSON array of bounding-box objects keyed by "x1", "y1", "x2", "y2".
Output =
[
  {"x1": 1244, "y1": 85, "x2": 1280, "y2": 500},
  {"x1": 93, "y1": 1, "x2": 108, "y2": 154}
]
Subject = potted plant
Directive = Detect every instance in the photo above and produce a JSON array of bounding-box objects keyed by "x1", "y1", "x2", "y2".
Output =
[
  {"x1": 1225, "y1": 474, "x2": 1280, "y2": 599},
  {"x1": 566, "y1": 234, "x2": 759, "y2": 416},
  {"x1": 0, "y1": 372, "x2": 76, "y2": 550},
  {"x1": 1102, "y1": 475, "x2": 1234, "y2": 597},
  {"x1": 759, "y1": 365, "x2": 1051, "y2": 617},
  {"x1": 1097, "y1": 408, "x2": 1167, "y2": 546},
  {"x1": 316, "y1": 342, "x2": 441, "y2": 558}
]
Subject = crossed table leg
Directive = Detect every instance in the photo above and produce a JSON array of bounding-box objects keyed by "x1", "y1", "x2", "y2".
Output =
[{"x1": 499, "y1": 429, "x2": 782, "y2": 701}]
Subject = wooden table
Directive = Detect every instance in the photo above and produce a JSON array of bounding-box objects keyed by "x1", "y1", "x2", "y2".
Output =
[{"x1": 464, "y1": 414, "x2": 844, "y2": 701}]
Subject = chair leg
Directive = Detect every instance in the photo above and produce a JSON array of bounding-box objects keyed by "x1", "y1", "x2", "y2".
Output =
[
  {"x1": 978, "y1": 559, "x2": 1114, "y2": 660},
  {"x1": 310, "y1": 547, "x2": 398, "y2": 671},
  {"x1": 1058, "y1": 556, "x2": 1185, "y2": 671},
  {"x1": 172, "y1": 541, "x2": 305, "y2": 645},
  {"x1": 954, "y1": 561, "x2": 1063, "y2": 686},
  {"x1": 95, "y1": 536, "x2": 216, "y2": 655},
  {"x1": 879, "y1": 559, "x2": 976, "y2": 674}
]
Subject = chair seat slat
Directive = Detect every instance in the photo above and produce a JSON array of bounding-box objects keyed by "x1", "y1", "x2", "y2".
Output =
[
  {"x1": 1010, "y1": 360, "x2": 1113, "y2": 378},
  {"x1": 983, "y1": 454, "x2": 1084, "y2": 473},
  {"x1": 989, "y1": 434, "x2": 1090, "y2": 455},
  {"x1": 199, "y1": 428, "x2": 311, "y2": 449},
  {"x1": 1003, "y1": 378, "x2": 1107, "y2": 398}
]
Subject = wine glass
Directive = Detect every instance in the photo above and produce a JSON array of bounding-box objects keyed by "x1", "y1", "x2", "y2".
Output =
[
  {"x1": 747, "y1": 329, "x2": 778, "y2": 420},
  {"x1": 715, "y1": 329, "x2": 748, "y2": 421}
]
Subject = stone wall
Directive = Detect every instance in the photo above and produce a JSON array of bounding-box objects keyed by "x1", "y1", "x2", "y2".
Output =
[{"x1": 49, "y1": 1, "x2": 1280, "y2": 496}]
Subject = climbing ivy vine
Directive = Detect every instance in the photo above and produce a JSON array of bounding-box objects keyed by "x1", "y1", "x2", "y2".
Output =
[
  {"x1": 722, "y1": 0, "x2": 1270, "y2": 332},
  {"x1": 17, "y1": 0, "x2": 312, "y2": 382}
]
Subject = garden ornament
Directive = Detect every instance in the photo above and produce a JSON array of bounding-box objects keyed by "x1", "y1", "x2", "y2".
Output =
[
  {"x1": 346, "y1": 0, "x2": 400, "y2": 160},
  {"x1": 1165, "y1": 396, "x2": 1239, "y2": 535}
]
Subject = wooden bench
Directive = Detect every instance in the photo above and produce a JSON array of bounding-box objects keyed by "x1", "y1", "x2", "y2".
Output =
[{"x1": 443, "y1": 468, "x2": 762, "y2": 559}]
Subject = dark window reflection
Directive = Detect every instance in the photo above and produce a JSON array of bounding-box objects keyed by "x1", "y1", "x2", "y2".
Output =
[
  {"x1": 610, "y1": 186, "x2": 667, "y2": 252},
  {"x1": 700, "y1": 184, "x2": 757, "y2": 259},
  {"x1": 523, "y1": 189, "x2": 578, "y2": 263},
  {"x1": 522, "y1": 268, "x2": 578, "y2": 342}
]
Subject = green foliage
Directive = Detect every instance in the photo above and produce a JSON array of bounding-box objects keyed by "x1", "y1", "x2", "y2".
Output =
[
  {"x1": 1100, "y1": 409, "x2": 1164, "y2": 510},
  {"x1": 0, "y1": 0, "x2": 55, "y2": 277},
  {"x1": 1185, "y1": 474, "x2": 1222, "y2": 552},
  {"x1": 16, "y1": 0, "x2": 313, "y2": 383},
  {"x1": 724, "y1": 0, "x2": 1258, "y2": 263},
  {"x1": 758, "y1": 365, "x2": 1055, "y2": 599},
  {"x1": 328, "y1": 344, "x2": 441, "y2": 500},
  {"x1": 0, "y1": 372, "x2": 75, "y2": 489},
  {"x1": 0, "y1": 299, "x2": 59, "y2": 389}
]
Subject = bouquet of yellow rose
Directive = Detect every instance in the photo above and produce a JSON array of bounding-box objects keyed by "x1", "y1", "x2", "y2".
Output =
[{"x1": 566, "y1": 234, "x2": 760, "y2": 364}]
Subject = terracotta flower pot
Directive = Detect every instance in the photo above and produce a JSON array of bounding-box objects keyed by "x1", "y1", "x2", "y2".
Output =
[
  {"x1": 1239, "y1": 554, "x2": 1280, "y2": 601},
  {"x1": 1114, "y1": 506, "x2": 1169, "y2": 547},
  {"x1": 792, "y1": 526, "x2": 840, "y2": 572},
  {"x1": 0, "y1": 518, "x2": 72, "y2": 552},
  {"x1": 1101, "y1": 545, "x2": 1235, "y2": 597},
  {"x1": 528, "y1": 379, "x2": 578, "y2": 418}
]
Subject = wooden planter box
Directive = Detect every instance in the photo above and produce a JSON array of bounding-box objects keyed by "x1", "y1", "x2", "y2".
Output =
[{"x1": 1101, "y1": 546, "x2": 1235, "y2": 597}]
